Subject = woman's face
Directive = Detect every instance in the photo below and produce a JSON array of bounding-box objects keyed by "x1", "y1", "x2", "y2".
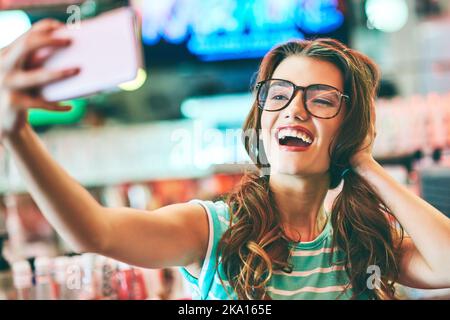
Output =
[{"x1": 260, "y1": 55, "x2": 346, "y2": 176}]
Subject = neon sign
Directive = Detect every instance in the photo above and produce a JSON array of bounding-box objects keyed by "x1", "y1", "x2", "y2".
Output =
[{"x1": 142, "y1": 0, "x2": 345, "y2": 61}]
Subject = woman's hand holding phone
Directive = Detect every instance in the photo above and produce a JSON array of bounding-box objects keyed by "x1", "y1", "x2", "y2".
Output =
[{"x1": 0, "y1": 19, "x2": 80, "y2": 141}]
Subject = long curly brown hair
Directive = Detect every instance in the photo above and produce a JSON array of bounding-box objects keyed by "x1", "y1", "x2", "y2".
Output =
[{"x1": 216, "y1": 38, "x2": 404, "y2": 300}]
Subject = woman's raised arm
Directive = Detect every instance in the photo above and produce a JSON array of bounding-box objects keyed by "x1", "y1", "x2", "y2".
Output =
[{"x1": 1, "y1": 19, "x2": 209, "y2": 271}]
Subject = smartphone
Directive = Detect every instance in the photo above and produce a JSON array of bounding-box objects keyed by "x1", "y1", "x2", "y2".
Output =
[{"x1": 41, "y1": 7, "x2": 143, "y2": 102}]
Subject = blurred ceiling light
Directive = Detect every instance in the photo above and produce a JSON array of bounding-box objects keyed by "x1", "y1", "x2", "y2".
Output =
[
  {"x1": 0, "y1": 10, "x2": 31, "y2": 49},
  {"x1": 118, "y1": 68, "x2": 147, "y2": 91},
  {"x1": 365, "y1": 0, "x2": 408, "y2": 33}
]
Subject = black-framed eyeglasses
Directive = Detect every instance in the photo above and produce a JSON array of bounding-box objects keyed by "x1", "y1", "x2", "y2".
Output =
[{"x1": 255, "y1": 78, "x2": 349, "y2": 119}]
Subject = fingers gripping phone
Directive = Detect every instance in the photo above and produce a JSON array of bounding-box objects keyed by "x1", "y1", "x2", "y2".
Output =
[{"x1": 41, "y1": 7, "x2": 143, "y2": 102}]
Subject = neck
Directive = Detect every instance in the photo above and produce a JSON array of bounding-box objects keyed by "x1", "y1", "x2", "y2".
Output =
[{"x1": 269, "y1": 172, "x2": 330, "y2": 242}]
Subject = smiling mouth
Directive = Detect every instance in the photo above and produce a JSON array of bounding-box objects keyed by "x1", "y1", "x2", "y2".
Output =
[
  {"x1": 278, "y1": 136, "x2": 312, "y2": 147},
  {"x1": 276, "y1": 128, "x2": 314, "y2": 148}
]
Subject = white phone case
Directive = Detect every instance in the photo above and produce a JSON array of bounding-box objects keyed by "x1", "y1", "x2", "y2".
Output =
[{"x1": 42, "y1": 7, "x2": 142, "y2": 102}]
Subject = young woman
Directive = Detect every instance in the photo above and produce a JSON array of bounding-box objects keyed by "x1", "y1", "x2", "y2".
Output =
[{"x1": 1, "y1": 19, "x2": 449, "y2": 300}]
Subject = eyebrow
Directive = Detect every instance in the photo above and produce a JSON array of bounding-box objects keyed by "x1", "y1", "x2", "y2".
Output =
[
  {"x1": 270, "y1": 78, "x2": 344, "y2": 92},
  {"x1": 271, "y1": 79, "x2": 293, "y2": 87}
]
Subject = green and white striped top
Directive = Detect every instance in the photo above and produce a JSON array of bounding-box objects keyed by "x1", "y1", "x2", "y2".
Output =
[{"x1": 180, "y1": 199, "x2": 368, "y2": 300}]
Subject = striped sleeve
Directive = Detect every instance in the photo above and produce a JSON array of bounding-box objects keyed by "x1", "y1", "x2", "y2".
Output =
[{"x1": 179, "y1": 199, "x2": 230, "y2": 299}]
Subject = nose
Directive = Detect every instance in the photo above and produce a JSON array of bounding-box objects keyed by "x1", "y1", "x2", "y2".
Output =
[{"x1": 281, "y1": 89, "x2": 310, "y2": 121}]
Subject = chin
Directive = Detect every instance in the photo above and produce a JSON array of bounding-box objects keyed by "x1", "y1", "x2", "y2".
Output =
[
  {"x1": 271, "y1": 163, "x2": 307, "y2": 176},
  {"x1": 271, "y1": 158, "x2": 327, "y2": 176}
]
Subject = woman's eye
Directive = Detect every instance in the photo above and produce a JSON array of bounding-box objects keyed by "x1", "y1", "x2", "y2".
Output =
[
  {"x1": 270, "y1": 94, "x2": 289, "y2": 100},
  {"x1": 312, "y1": 98, "x2": 333, "y2": 106}
]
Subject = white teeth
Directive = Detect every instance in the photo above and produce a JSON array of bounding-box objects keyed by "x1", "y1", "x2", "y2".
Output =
[
  {"x1": 299, "y1": 134, "x2": 312, "y2": 144},
  {"x1": 278, "y1": 128, "x2": 313, "y2": 144},
  {"x1": 295, "y1": 132, "x2": 303, "y2": 140},
  {"x1": 298, "y1": 133, "x2": 312, "y2": 144}
]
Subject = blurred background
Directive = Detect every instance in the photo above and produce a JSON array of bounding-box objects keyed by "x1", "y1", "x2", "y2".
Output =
[{"x1": 0, "y1": 0, "x2": 449, "y2": 300}]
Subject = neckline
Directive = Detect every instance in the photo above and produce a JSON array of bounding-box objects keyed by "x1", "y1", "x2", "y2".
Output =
[{"x1": 288, "y1": 205, "x2": 332, "y2": 250}]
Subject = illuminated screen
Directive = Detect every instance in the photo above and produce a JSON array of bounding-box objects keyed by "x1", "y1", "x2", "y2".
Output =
[{"x1": 140, "y1": 0, "x2": 349, "y2": 63}]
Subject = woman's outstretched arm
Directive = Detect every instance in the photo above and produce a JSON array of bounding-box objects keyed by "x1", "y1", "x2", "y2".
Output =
[
  {"x1": 1, "y1": 19, "x2": 209, "y2": 272},
  {"x1": 4, "y1": 123, "x2": 209, "y2": 270}
]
